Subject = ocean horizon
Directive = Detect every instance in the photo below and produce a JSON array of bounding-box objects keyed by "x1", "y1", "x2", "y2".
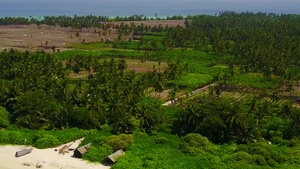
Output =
[{"x1": 0, "y1": 0, "x2": 300, "y2": 18}]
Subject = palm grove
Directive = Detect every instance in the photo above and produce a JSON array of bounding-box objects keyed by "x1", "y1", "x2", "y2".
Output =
[{"x1": 1, "y1": 12, "x2": 300, "y2": 168}]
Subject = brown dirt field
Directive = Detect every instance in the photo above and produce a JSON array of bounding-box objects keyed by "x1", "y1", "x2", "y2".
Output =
[
  {"x1": 0, "y1": 25, "x2": 117, "y2": 53},
  {"x1": 109, "y1": 20, "x2": 185, "y2": 27},
  {"x1": 0, "y1": 20, "x2": 184, "y2": 53},
  {"x1": 126, "y1": 59, "x2": 167, "y2": 73},
  {"x1": 68, "y1": 58, "x2": 167, "y2": 79}
]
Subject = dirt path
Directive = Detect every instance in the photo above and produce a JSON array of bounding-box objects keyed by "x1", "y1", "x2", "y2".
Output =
[{"x1": 162, "y1": 84, "x2": 215, "y2": 107}]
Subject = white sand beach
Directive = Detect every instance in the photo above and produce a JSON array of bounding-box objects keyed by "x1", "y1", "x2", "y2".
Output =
[{"x1": 0, "y1": 139, "x2": 110, "y2": 169}]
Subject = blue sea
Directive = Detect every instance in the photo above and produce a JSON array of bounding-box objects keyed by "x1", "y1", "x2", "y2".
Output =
[{"x1": 0, "y1": 0, "x2": 299, "y2": 18}]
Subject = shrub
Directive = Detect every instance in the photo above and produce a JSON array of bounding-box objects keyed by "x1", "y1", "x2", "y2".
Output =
[
  {"x1": 253, "y1": 154, "x2": 268, "y2": 165},
  {"x1": 181, "y1": 133, "x2": 212, "y2": 155},
  {"x1": 101, "y1": 124, "x2": 111, "y2": 132},
  {"x1": 268, "y1": 145, "x2": 287, "y2": 164},
  {"x1": 268, "y1": 158, "x2": 279, "y2": 167},
  {"x1": 106, "y1": 134, "x2": 134, "y2": 152},
  {"x1": 250, "y1": 146, "x2": 272, "y2": 160},
  {"x1": 271, "y1": 137, "x2": 290, "y2": 146},
  {"x1": 133, "y1": 131, "x2": 148, "y2": 139},
  {"x1": 0, "y1": 106, "x2": 10, "y2": 127},
  {"x1": 8, "y1": 131, "x2": 25, "y2": 144},
  {"x1": 34, "y1": 134, "x2": 61, "y2": 149},
  {"x1": 249, "y1": 142, "x2": 272, "y2": 160},
  {"x1": 223, "y1": 151, "x2": 255, "y2": 164},
  {"x1": 79, "y1": 131, "x2": 111, "y2": 147},
  {"x1": 0, "y1": 131, "x2": 10, "y2": 144},
  {"x1": 93, "y1": 136, "x2": 108, "y2": 146},
  {"x1": 142, "y1": 154, "x2": 157, "y2": 168},
  {"x1": 106, "y1": 137, "x2": 127, "y2": 152},
  {"x1": 118, "y1": 134, "x2": 134, "y2": 145},
  {"x1": 290, "y1": 137, "x2": 300, "y2": 147},
  {"x1": 287, "y1": 148, "x2": 300, "y2": 164},
  {"x1": 54, "y1": 128, "x2": 90, "y2": 143},
  {"x1": 0, "y1": 129, "x2": 36, "y2": 145},
  {"x1": 168, "y1": 73, "x2": 213, "y2": 89},
  {"x1": 5, "y1": 124, "x2": 19, "y2": 130},
  {"x1": 82, "y1": 146, "x2": 113, "y2": 163},
  {"x1": 235, "y1": 144, "x2": 249, "y2": 153},
  {"x1": 150, "y1": 131, "x2": 159, "y2": 136},
  {"x1": 158, "y1": 123, "x2": 172, "y2": 134},
  {"x1": 288, "y1": 155, "x2": 300, "y2": 164},
  {"x1": 33, "y1": 130, "x2": 48, "y2": 142},
  {"x1": 155, "y1": 137, "x2": 168, "y2": 144}
]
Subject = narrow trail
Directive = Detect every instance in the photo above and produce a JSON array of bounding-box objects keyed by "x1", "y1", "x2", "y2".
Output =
[
  {"x1": 71, "y1": 71, "x2": 214, "y2": 107},
  {"x1": 162, "y1": 83, "x2": 215, "y2": 107},
  {"x1": 70, "y1": 72, "x2": 97, "y2": 79}
]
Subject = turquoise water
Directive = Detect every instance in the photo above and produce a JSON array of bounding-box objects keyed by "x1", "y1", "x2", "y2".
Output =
[{"x1": 0, "y1": 0, "x2": 299, "y2": 17}]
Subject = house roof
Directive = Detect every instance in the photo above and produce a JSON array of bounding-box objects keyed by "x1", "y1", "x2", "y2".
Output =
[{"x1": 107, "y1": 149, "x2": 125, "y2": 163}]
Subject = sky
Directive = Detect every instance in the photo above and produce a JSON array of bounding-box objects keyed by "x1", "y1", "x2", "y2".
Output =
[{"x1": 0, "y1": 0, "x2": 299, "y2": 17}]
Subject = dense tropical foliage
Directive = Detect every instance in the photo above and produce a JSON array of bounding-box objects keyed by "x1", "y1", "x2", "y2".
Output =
[{"x1": 1, "y1": 11, "x2": 300, "y2": 168}]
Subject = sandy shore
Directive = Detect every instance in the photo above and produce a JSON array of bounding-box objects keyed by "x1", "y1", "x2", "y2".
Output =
[{"x1": 0, "y1": 139, "x2": 110, "y2": 169}]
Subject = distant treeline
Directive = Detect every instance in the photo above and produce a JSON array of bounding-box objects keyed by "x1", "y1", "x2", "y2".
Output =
[
  {"x1": 0, "y1": 14, "x2": 184, "y2": 29},
  {"x1": 1, "y1": 11, "x2": 299, "y2": 29}
]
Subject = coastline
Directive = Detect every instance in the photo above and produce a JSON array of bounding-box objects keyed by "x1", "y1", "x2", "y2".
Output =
[{"x1": 0, "y1": 139, "x2": 110, "y2": 169}]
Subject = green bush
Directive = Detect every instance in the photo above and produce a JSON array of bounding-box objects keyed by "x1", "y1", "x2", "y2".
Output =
[
  {"x1": 79, "y1": 131, "x2": 111, "y2": 147},
  {"x1": 142, "y1": 154, "x2": 157, "y2": 168},
  {"x1": 289, "y1": 137, "x2": 300, "y2": 147},
  {"x1": 226, "y1": 73, "x2": 281, "y2": 90},
  {"x1": 235, "y1": 144, "x2": 249, "y2": 153},
  {"x1": 287, "y1": 148, "x2": 300, "y2": 164},
  {"x1": 0, "y1": 131, "x2": 10, "y2": 144},
  {"x1": 271, "y1": 137, "x2": 290, "y2": 146},
  {"x1": 101, "y1": 124, "x2": 112, "y2": 132},
  {"x1": 223, "y1": 151, "x2": 255, "y2": 165},
  {"x1": 82, "y1": 146, "x2": 113, "y2": 163},
  {"x1": 253, "y1": 154, "x2": 268, "y2": 165},
  {"x1": 118, "y1": 134, "x2": 134, "y2": 145},
  {"x1": 106, "y1": 134, "x2": 134, "y2": 152},
  {"x1": 0, "y1": 106, "x2": 10, "y2": 127},
  {"x1": 181, "y1": 133, "x2": 212, "y2": 155},
  {"x1": 155, "y1": 137, "x2": 168, "y2": 144},
  {"x1": 268, "y1": 145, "x2": 287, "y2": 164},
  {"x1": 54, "y1": 128, "x2": 91, "y2": 143},
  {"x1": 168, "y1": 73, "x2": 213, "y2": 89},
  {"x1": 8, "y1": 131, "x2": 25, "y2": 144},
  {"x1": 93, "y1": 136, "x2": 108, "y2": 146},
  {"x1": 268, "y1": 158, "x2": 279, "y2": 167},
  {"x1": 34, "y1": 134, "x2": 61, "y2": 149},
  {"x1": 249, "y1": 142, "x2": 272, "y2": 160},
  {"x1": 33, "y1": 130, "x2": 48, "y2": 141},
  {"x1": 0, "y1": 130, "x2": 28, "y2": 145},
  {"x1": 133, "y1": 131, "x2": 148, "y2": 139}
]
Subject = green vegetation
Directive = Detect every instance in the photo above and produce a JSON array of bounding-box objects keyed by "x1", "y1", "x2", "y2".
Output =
[
  {"x1": 111, "y1": 132, "x2": 300, "y2": 168},
  {"x1": 0, "y1": 106, "x2": 10, "y2": 127},
  {"x1": 227, "y1": 73, "x2": 281, "y2": 90},
  {"x1": 1, "y1": 12, "x2": 300, "y2": 168},
  {"x1": 168, "y1": 73, "x2": 213, "y2": 89},
  {"x1": 0, "y1": 128, "x2": 91, "y2": 147}
]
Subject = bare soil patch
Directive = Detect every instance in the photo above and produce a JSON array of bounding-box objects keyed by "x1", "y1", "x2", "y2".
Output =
[
  {"x1": 68, "y1": 58, "x2": 167, "y2": 79},
  {"x1": 0, "y1": 25, "x2": 116, "y2": 53},
  {"x1": 0, "y1": 20, "x2": 184, "y2": 53},
  {"x1": 109, "y1": 20, "x2": 185, "y2": 27},
  {"x1": 126, "y1": 59, "x2": 167, "y2": 73}
]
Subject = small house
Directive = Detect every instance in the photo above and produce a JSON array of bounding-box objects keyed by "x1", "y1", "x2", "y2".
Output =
[
  {"x1": 104, "y1": 149, "x2": 125, "y2": 165},
  {"x1": 73, "y1": 143, "x2": 92, "y2": 158}
]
